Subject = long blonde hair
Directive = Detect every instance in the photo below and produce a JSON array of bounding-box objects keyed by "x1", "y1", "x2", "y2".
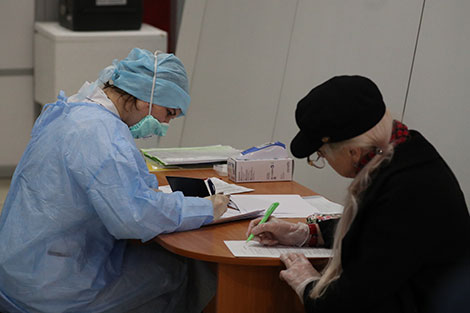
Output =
[{"x1": 310, "y1": 109, "x2": 394, "y2": 298}]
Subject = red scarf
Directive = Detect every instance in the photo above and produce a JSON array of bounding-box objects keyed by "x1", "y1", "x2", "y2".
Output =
[{"x1": 355, "y1": 120, "x2": 409, "y2": 173}]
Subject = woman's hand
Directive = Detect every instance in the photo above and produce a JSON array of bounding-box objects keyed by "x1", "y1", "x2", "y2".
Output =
[
  {"x1": 246, "y1": 217, "x2": 310, "y2": 246},
  {"x1": 206, "y1": 194, "x2": 229, "y2": 220},
  {"x1": 280, "y1": 253, "x2": 321, "y2": 299}
]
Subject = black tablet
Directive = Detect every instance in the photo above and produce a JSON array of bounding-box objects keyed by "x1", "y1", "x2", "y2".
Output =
[{"x1": 165, "y1": 176, "x2": 215, "y2": 197}]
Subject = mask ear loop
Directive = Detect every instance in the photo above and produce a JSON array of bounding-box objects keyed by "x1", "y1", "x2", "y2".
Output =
[
  {"x1": 148, "y1": 50, "x2": 161, "y2": 116},
  {"x1": 151, "y1": 50, "x2": 162, "y2": 146}
]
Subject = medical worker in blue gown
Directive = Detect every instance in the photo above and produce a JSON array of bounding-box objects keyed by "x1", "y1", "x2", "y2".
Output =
[{"x1": 0, "y1": 48, "x2": 229, "y2": 313}]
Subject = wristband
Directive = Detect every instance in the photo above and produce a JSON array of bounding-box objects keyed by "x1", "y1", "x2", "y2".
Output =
[
  {"x1": 307, "y1": 223, "x2": 319, "y2": 247},
  {"x1": 306, "y1": 213, "x2": 341, "y2": 224}
]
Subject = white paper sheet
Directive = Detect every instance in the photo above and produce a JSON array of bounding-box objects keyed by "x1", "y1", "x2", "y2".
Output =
[
  {"x1": 302, "y1": 196, "x2": 344, "y2": 214},
  {"x1": 158, "y1": 185, "x2": 172, "y2": 193},
  {"x1": 209, "y1": 177, "x2": 254, "y2": 195},
  {"x1": 229, "y1": 194, "x2": 315, "y2": 218},
  {"x1": 224, "y1": 240, "x2": 333, "y2": 258}
]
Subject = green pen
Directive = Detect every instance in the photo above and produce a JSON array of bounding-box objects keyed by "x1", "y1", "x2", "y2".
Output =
[{"x1": 246, "y1": 202, "x2": 280, "y2": 243}]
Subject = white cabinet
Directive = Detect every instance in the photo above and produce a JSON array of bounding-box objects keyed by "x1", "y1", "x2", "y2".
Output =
[{"x1": 34, "y1": 22, "x2": 168, "y2": 105}]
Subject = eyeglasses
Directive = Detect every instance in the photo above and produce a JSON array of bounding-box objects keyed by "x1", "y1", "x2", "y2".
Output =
[{"x1": 307, "y1": 151, "x2": 326, "y2": 169}]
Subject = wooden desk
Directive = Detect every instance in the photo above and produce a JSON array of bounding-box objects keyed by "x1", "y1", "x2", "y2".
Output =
[{"x1": 154, "y1": 169, "x2": 327, "y2": 313}]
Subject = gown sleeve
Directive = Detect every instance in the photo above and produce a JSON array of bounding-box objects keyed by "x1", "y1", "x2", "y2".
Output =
[{"x1": 66, "y1": 118, "x2": 214, "y2": 242}]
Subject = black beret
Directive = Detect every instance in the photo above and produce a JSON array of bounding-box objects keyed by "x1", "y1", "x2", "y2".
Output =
[{"x1": 290, "y1": 75, "x2": 386, "y2": 158}]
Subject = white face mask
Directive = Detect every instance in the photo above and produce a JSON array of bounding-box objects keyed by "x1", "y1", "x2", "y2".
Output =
[{"x1": 129, "y1": 50, "x2": 169, "y2": 139}]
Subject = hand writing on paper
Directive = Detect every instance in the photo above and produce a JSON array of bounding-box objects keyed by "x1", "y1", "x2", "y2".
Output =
[
  {"x1": 206, "y1": 194, "x2": 229, "y2": 219},
  {"x1": 280, "y1": 253, "x2": 321, "y2": 299},
  {"x1": 246, "y1": 217, "x2": 310, "y2": 246}
]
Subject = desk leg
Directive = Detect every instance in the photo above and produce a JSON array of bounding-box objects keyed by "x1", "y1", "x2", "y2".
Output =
[{"x1": 204, "y1": 263, "x2": 305, "y2": 313}]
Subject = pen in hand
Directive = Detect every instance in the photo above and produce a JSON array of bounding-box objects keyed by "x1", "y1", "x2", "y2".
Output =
[{"x1": 246, "y1": 202, "x2": 280, "y2": 243}]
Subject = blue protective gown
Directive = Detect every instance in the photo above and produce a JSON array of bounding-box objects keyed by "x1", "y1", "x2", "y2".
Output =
[{"x1": 0, "y1": 92, "x2": 215, "y2": 313}]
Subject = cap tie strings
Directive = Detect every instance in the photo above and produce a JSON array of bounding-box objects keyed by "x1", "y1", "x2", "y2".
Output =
[{"x1": 148, "y1": 50, "x2": 161, "y2": 115}]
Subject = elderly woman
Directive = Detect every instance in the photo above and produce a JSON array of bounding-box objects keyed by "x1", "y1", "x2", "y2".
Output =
[
  {"x1": 247, "y1": 75, "x2": 470, "y2": 312},
  {"x1": 0, "y1": 48, "x2": 228, "y2": 313}
]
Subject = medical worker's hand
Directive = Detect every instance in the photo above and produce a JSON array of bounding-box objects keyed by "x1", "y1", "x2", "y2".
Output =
[
  {"x1": 246, "y1": 217, "x2": 310, "y2": 246},
  {"x1": 206, "y1": 194, "x2": 229, "y2": 220},
  {"x1": 280, "y1": 253, "x2": 321, "y2": 300}
]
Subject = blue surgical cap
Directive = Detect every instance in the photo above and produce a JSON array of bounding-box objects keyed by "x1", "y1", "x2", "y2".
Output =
[{"x1": 97, "y1": 48, "x2": 190, "y2": 116}]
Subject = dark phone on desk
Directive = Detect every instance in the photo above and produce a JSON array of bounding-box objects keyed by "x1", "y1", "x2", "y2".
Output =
[{"x1": 166, "y1": 176, "x2": 215, "y2": 197}]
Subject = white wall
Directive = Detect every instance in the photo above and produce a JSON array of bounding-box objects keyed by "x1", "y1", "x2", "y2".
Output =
[
  {"x1": 272, "y1": 1, "x2": 423, "y2": 202},
  {"x1": 174, "y1": 0, "x2": 469, "y2": 207},
  {"x1": 0, "y1": 1, "x2": 35, "y2": 175},
  {"x1": 0, "y1": 0, "x2": 56, "y2": 176},
  {"x1": 181, "y1": 0, "x2": 297, "y2": 151},
  {"x1": 404, "y1": 0, "x2": 470, "y2": 204}
]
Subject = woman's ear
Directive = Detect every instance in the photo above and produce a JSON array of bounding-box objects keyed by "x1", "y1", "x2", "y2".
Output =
[
  {"x1": 349, "y1": 147, "x2": 363, "y2": 164},
  {"x1": 135, "y1": 99, "x2": 150, "y2": 113}
]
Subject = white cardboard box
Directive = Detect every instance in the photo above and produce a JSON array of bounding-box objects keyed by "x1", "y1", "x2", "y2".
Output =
[{"x1": 227, "y1": 158, "x2": 294, "y2": 183}]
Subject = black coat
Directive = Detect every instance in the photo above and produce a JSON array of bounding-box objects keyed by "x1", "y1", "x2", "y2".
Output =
[{"x1": 304, "y1": 130, "x2": 470, "y2": 313}]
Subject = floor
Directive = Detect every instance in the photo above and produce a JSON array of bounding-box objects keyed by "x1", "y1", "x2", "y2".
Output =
[{"x1": 0, "y1": 178, "x2": 11, "y2": 214}]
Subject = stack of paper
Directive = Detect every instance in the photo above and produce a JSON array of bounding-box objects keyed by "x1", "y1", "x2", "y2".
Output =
[
  {"x1": 229, "y1": 194, "x2": 343, "y2": 218},
  {"x1": 142, "y1": 145, "x2": 240, "y2": 166},
  {"x1": 230, "y1": 194, "x2": 314, "y2": 218},
  {"x1": 157, "y1": 186, "x2": 343, "y2": 225}
]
